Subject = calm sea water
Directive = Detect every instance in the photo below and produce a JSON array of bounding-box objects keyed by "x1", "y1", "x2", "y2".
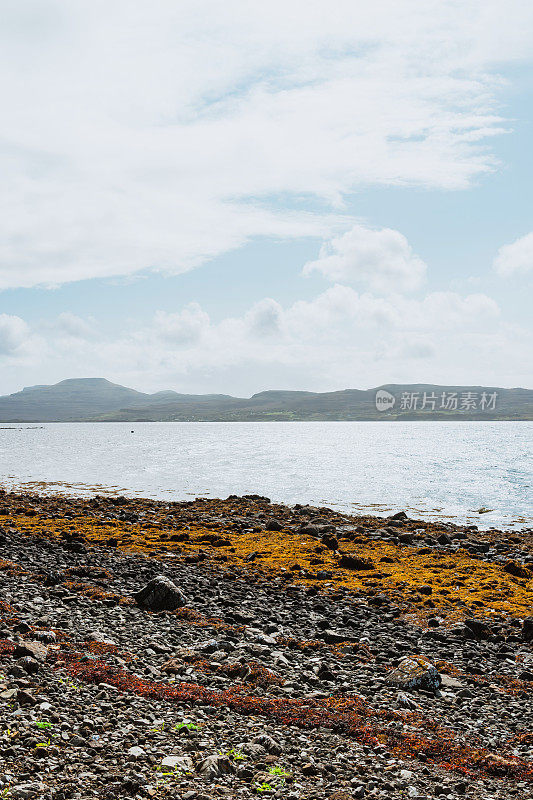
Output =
[{"x1": 0, "y1": 421, "x2": 531, "y2": 529}]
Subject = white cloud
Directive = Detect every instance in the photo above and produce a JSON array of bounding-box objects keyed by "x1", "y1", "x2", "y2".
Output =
[
  {"x1": 0, "y1": 314, "x2": 30, "y2": 355},
  {"x1": 0, "y1": 1, "x2": 532, "y2": 289},
  {"x1": 54, "y1": 312, "x2": 95, "y2": 339},
  {"x1": 153, "y1": 305, "x2": 210, "y2": 345},
  {"x1": 302, "y1": 225, "x2": 427, "y2": 292},
  {"x1": 494, "y1": 232, "x2": 533, "y2": 276},
  {"x1": 3, "y1": 283, "x2": 525, "y2": 395},
  {"x1": 244, "y1": 299, "x2": 285, "y2": 338}
]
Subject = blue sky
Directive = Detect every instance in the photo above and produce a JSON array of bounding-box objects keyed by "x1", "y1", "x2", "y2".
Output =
[{"x1": 0, "y1": 1, "x2": 532, "y2": 395}]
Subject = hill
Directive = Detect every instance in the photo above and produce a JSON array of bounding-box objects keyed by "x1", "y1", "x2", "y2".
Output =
[{"x1": 0, "y1": 378, "x2": 531, "y2": 421}]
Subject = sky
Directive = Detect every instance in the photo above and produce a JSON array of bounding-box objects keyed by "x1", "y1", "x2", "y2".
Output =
[{"x1": 1, "y1": 0, "x2": 532, "y2": 397}]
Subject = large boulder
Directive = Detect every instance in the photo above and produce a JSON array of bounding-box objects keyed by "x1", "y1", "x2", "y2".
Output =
[
  {"x1": 133, "y1": 575, "x2": 185, "y2": 612},
  {"x1": 386, "y1": 655, "x2": 441, "y2": 693}
]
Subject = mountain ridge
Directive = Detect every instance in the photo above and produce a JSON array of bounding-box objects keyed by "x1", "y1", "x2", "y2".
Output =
[{"x1": 0, "y1": 378, "x2": 531, "y2": 421}]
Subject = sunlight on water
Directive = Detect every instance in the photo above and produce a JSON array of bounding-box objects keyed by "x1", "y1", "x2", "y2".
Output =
[{"x1": 0, "y1": 421, "x2": 531, "y2": 529}]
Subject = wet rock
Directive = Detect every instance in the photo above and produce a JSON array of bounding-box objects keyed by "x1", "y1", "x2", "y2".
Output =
[
  {"x1": 299, "y1": 524, "x2": 320, "y2": 536},
  {"x1": 322, "y1": 534, "x2": 339, "y2": 550},
  {"x1": 133, "y1": 575, "x2": 185, "y2": 611},
  {"x1": 398, "y1": 533, "x2": 415, "y2": 545},
  {"x1": 266, "y1": 519, "x2": 283, "y2": 531},
  {"x1": 464, "y1": 618, "x2": 492, "y2": 639},
  {"x1": 437, "y1": 532, "x2": 452, "y2": 545},
  {"x1": 338, "y1": 553, "x2": 374, "y2": 570},
  {"x1": 522, "y1": 617, "x2": 533, "y2": 641},
  {"x1": 503, "y1": 561, "x2": 531, "y2": 579}
]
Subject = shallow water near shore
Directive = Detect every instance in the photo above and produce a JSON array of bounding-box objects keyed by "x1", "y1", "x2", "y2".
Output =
[{"x1": 0, "y1": 420, "x2": 531, "y2": 529}]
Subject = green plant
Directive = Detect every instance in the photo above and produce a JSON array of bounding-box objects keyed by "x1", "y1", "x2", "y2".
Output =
[
  {"x1": 268, "y1": 766, "x2": 290, "y2": 777},
  {"x1": 152, "y1": 764, "x2": 192, "y2": 786},
  {"x1": 174, "y1": 721, "x2": 199, "y2": 731},
  {"x1": 254, "y1": 783, "x2": 273, "y2": 793},
  {"x1": 222, "y1": 747, "x2": 246, "y2": 761},
  {"x1": 35, "y1": 739, "x2": 51, "y2": 748},
  {"x1": 35, "y1": 721, "x2": 53, "y2": 730},
  {"x1": 58, "y1": 677, "x2": 80, "y2": 691}
]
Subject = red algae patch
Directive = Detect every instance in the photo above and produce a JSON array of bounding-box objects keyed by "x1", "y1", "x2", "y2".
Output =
[{"x1": 47, "y1": 648, "x2": 533, "y2": 783}]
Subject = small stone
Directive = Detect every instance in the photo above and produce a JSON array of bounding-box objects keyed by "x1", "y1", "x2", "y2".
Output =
[{"x1": 10, "y1": 783, "x2": 46, "y2": 799}]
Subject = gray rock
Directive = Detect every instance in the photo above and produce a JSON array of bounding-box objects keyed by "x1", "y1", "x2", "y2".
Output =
[
  {"x1": 13, "y1": 640, "x2": 48, "y2": 662},
  {"x1": 127, "y1": 745, "x2": 146, "y2": 758},
  {"x1": 197, "y1": 754, "x2": 234, "y2": 779},
  {"x1": 133, "y1": 575, "x2": 186, "y2": 612},
  {"x1": 10, "y1": 784, "x2": 46, "y2": 799},
  {"x1": 386, "y1": 655, "x2": 441, "y2": 692},
  {"x1": 161, "y1": 755, "x2": 194, "y2": 771}
]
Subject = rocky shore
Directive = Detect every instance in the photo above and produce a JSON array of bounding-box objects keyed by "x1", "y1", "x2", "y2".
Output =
[{"x1": 0, "y1": 490, "x2": 532, "y2": 800}]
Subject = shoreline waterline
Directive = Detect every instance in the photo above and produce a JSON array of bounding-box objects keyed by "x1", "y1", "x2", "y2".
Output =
[{"x1": 0, "y1": 420, "x2": 531, "y2": 530}]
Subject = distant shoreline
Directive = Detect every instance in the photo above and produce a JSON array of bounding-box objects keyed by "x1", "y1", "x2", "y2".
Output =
[
  {"x1": 0, "y1": 417, "x2": 532, "y2": 423},
  {"x1": 1, "y1": 378, "x2": 531, "y2": 422}
]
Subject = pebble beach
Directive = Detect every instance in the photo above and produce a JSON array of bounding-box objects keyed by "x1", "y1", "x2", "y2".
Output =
[{"x1": 0, "y1": 489, "x2": 532, "y2": 800}]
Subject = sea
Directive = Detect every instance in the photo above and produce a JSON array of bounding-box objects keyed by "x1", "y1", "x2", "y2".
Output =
[{"x1": 0, "y1": 421, "x2": 531, "y2": 529}]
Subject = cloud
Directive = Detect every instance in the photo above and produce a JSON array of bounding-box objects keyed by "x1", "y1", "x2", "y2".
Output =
[
  {"x1": 1, "y1": 1, "x2": 532, "y2": 289},
  {"x1": 302, "y1": 225, "x2": 427, "y2": 292},
  {"x1": 153, "y1": 305, "x2": 210, "y2": 345},
  {"x1": 4, "y1": 281, "x2": 525, "y2": 395},
  {"x1": 54, "y1": 312, "x2": 95, "y2": 338},
  {"x1": 493, "y1": 232, "x2": 533, "y2": 276},
  {"x1": 244, "y1": 299, "x2": 285, "y2": 338},
  {"x1": 0, "y1": 314, "x2": 30, "y2": 355}
]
